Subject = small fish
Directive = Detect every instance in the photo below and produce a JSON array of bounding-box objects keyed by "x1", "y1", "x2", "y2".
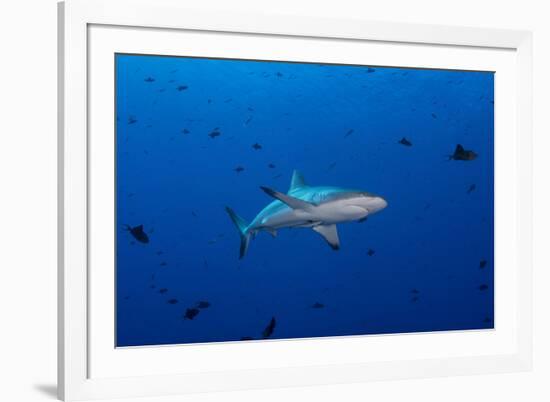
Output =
[
  {"x1": 311, "y1": 302, "x2": 324, "y2": 309},
  {"x1": 208, "y1": 129, "x2": 221, "y2": 138},
  {"x1": 160, "y1": 261, "x2": 167, "y2": 267},
  {"x1": 159, "y1": 288, "x2": 168, "y2": 294},
  {"x1": 124, "y1": 224, "x2": 149, "y2": 243},
  {"x1": 262, "y1": 317, "x2": 276, "y2": 339},
  {"x1": 252, "y1": 143, "x2": 262, "y2": 150},
  {"x1": 479, "y1": 284, "x2": 489, "y2": 291},
  {"x1": 167, "y1": 299, "x2": 178, "y2": 304},
  {"x1": 184, "y1": 308, "x2": 200, "y2": 320},
  {"x1": 181, "y1": 128, "x2": 190, "y2": 134},
  {"x1": 247, "y1": 107, "x2": 254, "y2": 112},
  {"x1": 411, "y1": 289, "x2": 420, "y2": 294},
  {"x1": 268, "y1": 163, "x2": 276, "y2": 169},
  {"x1": 327, "y1": 162, "x2": 337, "y2": 171},
  {"x1": 411, "y1": 296, "x2": 419, "y2": 303},
  {"x1": 144, "y1": 77, "x2": 155, "y2": 82},
  {"x1": 367, "y1": 249, "x2": 375, "y2": 256},
  {"x1": 207, "y1": 239, "x2": 217, "y2": 245},
  {"x1": 176, "y1": 85, "x2": 188, "y2": 91},
  {"x1": 196, "y1": 301, "x2": 211, "y2": 309},
  {"x1": 234, "y1": 166, "x2": 245, "y2": 173},
  {"x1": 431, "y1": 113, "x2": 437, "y2": 119},
  {"x1": 467, "y1": 184, "x2": 476, "y2": 194},
  {"x1": 276, "y1": 72, "x2": 283, "y2": 78},
  {"x1": 398, "y1": 137, "x2": 412, "y2": 146},
  {"x1": 191, "y1": 211, "x2": 198, "y2": 217},
  {"x1": 366, "y1": 67, "x2": 376, "y2": 73},
  {"x1": 479, "y1": 260, "x2": 488, "y2": 269},
  {"x1": 344, "y1": 129, "x2": 354, "y2": 138},
  {"x1": 244, "y1": 116, "x2": 253, "y2": 125},
  {"x1": 272, "y1": 173, "x2": 282, "y2": 179},
  {"x1": 127, "y1": 116, "x2": 137, "y2": 125},
  {"x1": 449, "y1": 144, "x2": 477, "y2": 161}
]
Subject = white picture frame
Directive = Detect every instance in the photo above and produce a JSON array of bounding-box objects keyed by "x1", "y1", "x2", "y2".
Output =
[{"x1": 58, "y1": 0, "x2": 533, "y2": 400}]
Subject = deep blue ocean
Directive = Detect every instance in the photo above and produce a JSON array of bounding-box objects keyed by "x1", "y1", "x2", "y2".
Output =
[{"x1": 115, "y1": 54, "x2": 494, "y2": 347}]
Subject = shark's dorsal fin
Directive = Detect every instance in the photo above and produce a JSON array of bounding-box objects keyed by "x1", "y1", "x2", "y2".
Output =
[
  {"x1": 313, "y1": 224, "x2": 340, "y2": 250},
  {"x1": 288, "y1": 170, "x2": 307, "y2": 192},
  {"x1": 260, "y1": 186, "x2": 315, "y2": 211}
]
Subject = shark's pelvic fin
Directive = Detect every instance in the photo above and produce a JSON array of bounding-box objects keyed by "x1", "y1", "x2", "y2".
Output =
[
  {"x1": 289, "y1": 170, "x2": 307, "y2": 192},
  {"x1": 260, "y1": 186, "x2": 315, "y2": 211},
  {"x1": 313, "y1": 224, "x2": 340, "y2": 250},
  {"x1": 225, "y1": 206, "x2": 251, "y2": 259}
]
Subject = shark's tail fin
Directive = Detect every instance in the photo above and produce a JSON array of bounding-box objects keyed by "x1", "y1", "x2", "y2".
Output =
[{"x1": 225, "y1": 206, "x2": 251, "y2": 259}]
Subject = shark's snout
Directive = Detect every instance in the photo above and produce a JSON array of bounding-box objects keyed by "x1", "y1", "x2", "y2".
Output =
[{"x1": 368, "y1": 196, "x2": 388, "y2": 213}]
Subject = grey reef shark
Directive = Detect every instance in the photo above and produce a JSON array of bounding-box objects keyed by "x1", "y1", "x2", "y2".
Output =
[{"x1": 225, "y1": 170, "x2": 388, "y2": 258}]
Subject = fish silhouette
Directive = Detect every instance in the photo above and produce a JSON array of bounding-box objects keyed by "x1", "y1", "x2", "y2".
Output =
[
  {"x1": 398, "y1": 137, "x2": 412, "y2": 146},
  {"x1": 467, "y1": 184, "x2": 476, "y2": 194},
  {"x1": 367, "y1": 249, "x2": 375, "y2": 256},
  {"x1": 196, "y1": 301, "x2": 211, "y2": 309},
  {"x1": 252, "y1": 143, "x2": 262, "y2": 150},
  {"x1": 184, "y1": 308, "x2": 200, "y2": 320},
  {"x1": 234, "y1": 166, "x2": 245, "y2": 173},
  {"x1": 311, "y1": 302, "x2": 324, "y2": 309},
  {"x1": 208, "y1": 129, "x2": 221, "y2": 138},
  {"x1": 262, "y1": 317, "x2": 276, "y2": 339},
  {"x1": 124, "y1": 224, "x2": 149, "y2": 243},
  {"x1": 144, "y1": 77, "x2": 155, "y2": 82},
  {"x1": 450, "y1": 144, "x2": 477, "y2": 161}
]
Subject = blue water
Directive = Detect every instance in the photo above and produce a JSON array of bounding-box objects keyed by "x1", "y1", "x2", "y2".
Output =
[{"x1": 115, "y1": 54, "x2": 494, "y2": 347}]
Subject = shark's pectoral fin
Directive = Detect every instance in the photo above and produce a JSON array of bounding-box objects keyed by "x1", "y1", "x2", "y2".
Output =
[
  {"x1": 260, "y1": 186, "x2": 315, "y2": 211},
  {"x1": 312, "y1": 224, "x2": 340, "y2": 250},
  {"x1": 266, "y1": 228, "x2": 277, "y2": 238}
]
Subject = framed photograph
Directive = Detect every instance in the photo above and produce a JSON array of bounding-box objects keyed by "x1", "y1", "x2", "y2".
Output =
[{"x1": 58, "y1": 0, "x2": 533, "y2": 400}]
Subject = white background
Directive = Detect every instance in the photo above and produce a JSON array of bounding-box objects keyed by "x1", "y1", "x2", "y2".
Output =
[{"x1": 0, "y1": 0, "x2": 547, "y2": 401}]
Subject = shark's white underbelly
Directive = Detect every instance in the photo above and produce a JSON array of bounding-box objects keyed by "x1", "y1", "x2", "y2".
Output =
[
  {"x1": 313, "y1": 201, "x2": 368, "y2": 224},
  {"x1": 260, "y1": 199, "x2": 369, "y2": 229}
]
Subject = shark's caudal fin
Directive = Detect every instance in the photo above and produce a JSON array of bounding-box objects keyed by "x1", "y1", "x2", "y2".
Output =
[{"x1": 225, "y1": 207, "x2": 251, "y2": 259}]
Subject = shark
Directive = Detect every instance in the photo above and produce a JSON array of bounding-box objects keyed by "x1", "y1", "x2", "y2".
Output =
[{"x1": 225, "y1": 170, "x2": 388, "y2": 258}]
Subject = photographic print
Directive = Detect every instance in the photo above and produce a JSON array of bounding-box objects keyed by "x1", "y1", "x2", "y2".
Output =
[{"x1": 115, "y1": 54, "x2": 494, "y2": 347}]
